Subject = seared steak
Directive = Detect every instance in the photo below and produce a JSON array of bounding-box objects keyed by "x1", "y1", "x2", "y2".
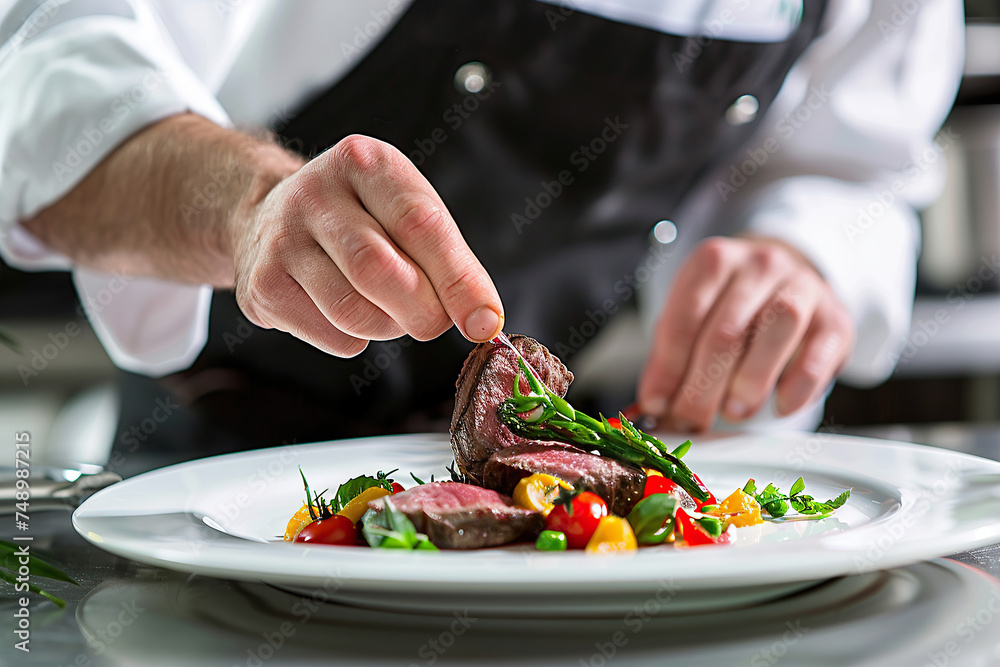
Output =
[
  {"x1": 450, "y1": 334, "x2": 573, "y2": 485},
  {"x1": 367, "y1": 482, "x2": 543, "y2": 549},
  {"x1": 483, "y1": 443, "x2": 646, "y2": 516}
]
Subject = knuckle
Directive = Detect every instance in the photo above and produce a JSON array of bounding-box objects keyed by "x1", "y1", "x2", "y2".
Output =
[
  {"x1": 707, "y1": 322, "x2": 746, "y2": 350},
  {"x1": 245, "y1": 264, "x2": 291, "y2": 314},
  {"x1": 326, "y1": 290, "x2": 377, "y2": 332},
  {"x1": 409, "y1": 310, "x2": 452, "y2": 341},
  {"x1": 391, "y1": 199, "x2": 448, "y2": 247},
  {"x1": 282, "y1": 176, "x2": 322, "y2": 217},
  {"x1": 772, "y1": 290, "x2": 808, "y2": 328},
  {"x1": 691, "y1": 237, "x2": 731, "y2": 274},
  {"x1": 350, "y1": 238, "x2": 403, "y2": 288},
  {"x1": 332, "y1": 134, "x2": 387, "y2": 177},
  {"x1": 751, "y1": 244, "x2": 786, "y2": 274},
  {"x1": 434, "y1": 264, "x2": 478, "y2": 307}
]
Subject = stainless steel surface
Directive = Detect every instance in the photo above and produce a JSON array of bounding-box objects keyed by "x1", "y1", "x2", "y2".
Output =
[{"x1": 3, "y1": 427, "x2": 1000, "y2": 666}]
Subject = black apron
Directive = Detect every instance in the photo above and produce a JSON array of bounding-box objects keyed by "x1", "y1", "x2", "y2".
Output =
[{"x1": 114, "y1": 0, "x2": 827, "y2": 465}]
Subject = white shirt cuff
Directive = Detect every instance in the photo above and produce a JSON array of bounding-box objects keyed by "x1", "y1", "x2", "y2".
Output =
[{"x1": 0, "y1": 4, "x2": 231, "y2": 375}]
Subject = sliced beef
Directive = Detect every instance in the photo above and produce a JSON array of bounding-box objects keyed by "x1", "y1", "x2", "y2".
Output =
[
  {"x1": 483, "y1": 443, "x2": 646, "y2": 516},
  {"x1": 367, "y1": 481, "x2": 543, "y2": 549},
  {"x1": 450, "y1": 334, "x2": 573, "y2": 485}
]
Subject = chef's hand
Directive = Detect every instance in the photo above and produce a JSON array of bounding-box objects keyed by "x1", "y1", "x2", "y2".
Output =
[
  {"x1": 636, "y1": 236, "x2": 854, "y2": 432},
  {"x1": 232, "y1": 134, "x2": 504, "y2": 356}
]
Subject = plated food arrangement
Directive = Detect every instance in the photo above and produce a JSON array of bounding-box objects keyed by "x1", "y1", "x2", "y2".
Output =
[{"x1": 284, "y1": 334, "x2": 850, "y2": 553}]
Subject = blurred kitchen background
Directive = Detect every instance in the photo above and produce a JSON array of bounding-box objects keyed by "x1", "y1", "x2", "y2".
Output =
[{"x1": 1, "y1": 2, "x2": 999, "y2": 473}]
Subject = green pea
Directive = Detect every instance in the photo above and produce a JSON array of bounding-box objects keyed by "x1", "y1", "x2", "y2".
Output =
[{"x1": 536, "y1": 530, "x2": 568, "y2": 551}]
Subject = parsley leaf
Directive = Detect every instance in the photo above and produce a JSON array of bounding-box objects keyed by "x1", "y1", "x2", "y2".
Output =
[{"x1": 744, "y1": 477, "x2": 851, "y2": 520}]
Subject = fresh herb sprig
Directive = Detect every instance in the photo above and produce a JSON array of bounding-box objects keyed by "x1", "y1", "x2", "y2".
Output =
[
  {"x1": 0, "y1": 539, "x2": 78, "y2": 607},
  {"x1": 497, "y1": 357, "x2": 710, "y2": 502},
  {"x1": 743, "y1": 477, "x2": 851, "y2": 520},
  {"x1": 361, "y1": 501, "x2": 437, "y2": 550},
  {"x1": 300, "y1": 468, "x2": 398, "y2": 519}
]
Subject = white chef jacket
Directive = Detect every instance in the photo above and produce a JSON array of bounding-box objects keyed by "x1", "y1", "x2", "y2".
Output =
[{"x1": 0, "y1": 0, "x2": 964, "y2": 386}]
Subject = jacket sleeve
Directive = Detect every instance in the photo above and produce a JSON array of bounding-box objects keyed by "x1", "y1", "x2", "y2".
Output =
[
  {"x1": 0, "y1": 0, "x2": 232, "y2": 375},
  {"x1": 726, "y1": 0, "x2": 964, "y2": 386}
]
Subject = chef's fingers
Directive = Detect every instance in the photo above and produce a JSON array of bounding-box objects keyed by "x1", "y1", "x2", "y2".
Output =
[
  {"x1": 286, "y1": 242, "x2": 406, "y2": 341},
  {"x1": 775, "y1": 302, "x2": 854, "y2": 416},
  {"x1": 329, "y1": 135, "x2": 504, "y2": 342},
  {"x1": 637, "y1": 238, "x2": 742, "y2": 419},
  {"x1": 301, "y1": 186, "x2": 451, "y2": 341},
  {"x1": 665, "y1": 243, "x2": 793, "y2": 431},
  {"x1": 246, "y1": 269, "x2": 369, "y2": 357},
  {"x1": 721, "y1": 277, "x2": 821, "y2": 422}
]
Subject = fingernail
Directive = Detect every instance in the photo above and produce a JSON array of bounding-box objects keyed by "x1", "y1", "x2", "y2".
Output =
[
  {"x1": 725, "y1": 398, "x2": 748, "y2": 420},
  {"x1": 641, "y1": 396, "x2": 668, "y2": 417},
  {"x1": 464, "y1": 306, "x2": 502, "y2": 342}
]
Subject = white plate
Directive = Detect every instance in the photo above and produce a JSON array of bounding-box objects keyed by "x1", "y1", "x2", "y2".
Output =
[{"x1": 72, "y1": 432, "x2": 1000, "y2": 617}]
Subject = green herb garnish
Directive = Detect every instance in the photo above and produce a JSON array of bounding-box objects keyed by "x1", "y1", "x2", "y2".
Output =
[
  {"x1": 743, "y1": 477, "x2": 851, "y2": 519},
  {"x1": 0, "y1": 539, "x2": 77, "y2": 607},
  {"x1": 497, "y1": 357, "x2": 709, "y2": 502},
  {"x1": 361, "y1": 501, "x2": 437, "y2": 550},
  {"x1": 329, "y1": 470, "x2": 396, "y2": 513}
]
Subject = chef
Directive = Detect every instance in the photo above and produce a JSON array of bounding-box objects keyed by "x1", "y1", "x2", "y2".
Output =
[{"x1": 0, "y1": 0, "x2": 962, "y2": 456}]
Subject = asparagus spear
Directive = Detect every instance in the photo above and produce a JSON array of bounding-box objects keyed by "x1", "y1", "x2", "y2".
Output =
[{"x1": 497, "y1": 357, "x2": 710, "y2": 502}]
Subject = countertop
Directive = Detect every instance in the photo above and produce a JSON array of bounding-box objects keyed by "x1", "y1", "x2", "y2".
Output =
[{"x1": 4, "y1": 424, "x2": 1000, "y2": 667}]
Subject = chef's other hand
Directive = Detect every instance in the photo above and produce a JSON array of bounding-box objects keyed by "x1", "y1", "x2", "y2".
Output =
[
  {"x1": 233, "y1": 134, "x2": 504, "y2": 357},
  {"x1": 637, "y1": 236, "x2": 854, "y2": 432}
]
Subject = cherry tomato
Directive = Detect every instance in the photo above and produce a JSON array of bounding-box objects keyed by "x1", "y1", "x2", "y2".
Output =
[
  {"x1": 607, "y1": 417, "x2": 622, "y2": 430},
  {"x1": 293, "y1": 514, "x2": 357, "y2": 546},
  {"x1": 390, "y1": 482, "x2": 405, "y2": 494},
  {"x1": 545, "y1": 491, "x2": 608, "y2": 549},
  {"x1": 642, "y1": 475, "x2": 681, "y2": 499},
  {"x1": 675, "y1": 508, "x2": 718, "y2": 546}
]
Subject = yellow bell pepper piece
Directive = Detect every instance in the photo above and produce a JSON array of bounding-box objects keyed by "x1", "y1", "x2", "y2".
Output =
[
  {"x1": 337, "y1": 486, "x2": 392, "y2": 524},
  {"x1": 585, "y1": 516, "x2": 638, "y2": 554},
  {"x1": 512, "y1": 473, "x2": 573, "y2": 516},
  {"x1": 284, "y1": 503, "x2": 314, "y2": 541},
  {"x1": 716, "y1": 488, "x2": 763, "y2": 528},
  {"x1": 643, "y1": 468, "x2": 664, "y2": 477}
]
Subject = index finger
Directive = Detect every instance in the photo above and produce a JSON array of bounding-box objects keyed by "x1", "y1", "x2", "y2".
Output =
[{"x1": 332, "y1": 135, "x2": 504, "y2": 342}]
